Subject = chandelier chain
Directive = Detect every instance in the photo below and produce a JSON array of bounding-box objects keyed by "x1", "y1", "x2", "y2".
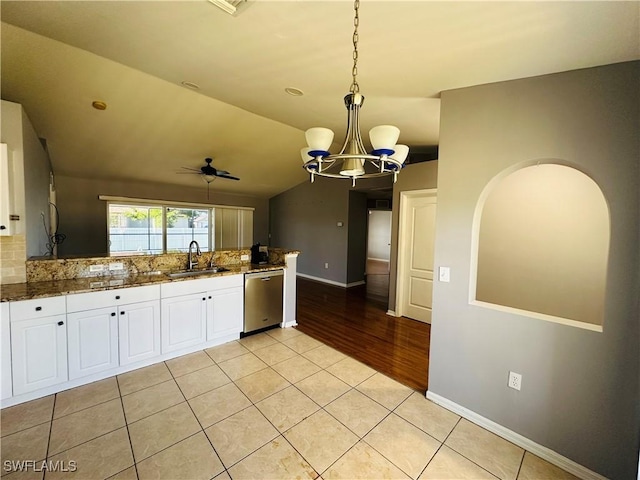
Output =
[{"x1": 350, "y1": 0, "x2": 360, "y2": 93}]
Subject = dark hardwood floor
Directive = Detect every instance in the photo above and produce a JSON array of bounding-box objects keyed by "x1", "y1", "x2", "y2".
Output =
[{"x1": 295, "y1": 272, "x2": 431, "y2": 393}]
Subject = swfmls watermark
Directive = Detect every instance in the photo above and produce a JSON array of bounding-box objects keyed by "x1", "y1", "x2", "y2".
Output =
[{"x1": 3, "y1": 460, "x2": 78, "y2": 473}]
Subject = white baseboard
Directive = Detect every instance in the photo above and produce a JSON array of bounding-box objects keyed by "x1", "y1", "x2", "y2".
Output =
[
  {"x1": 297, "y1": 273, "x2": 365, "y2": 289},
  {"x1": 282, "y1": 320, "x2": 298, "y2": 328},
  {"x1": 426, "y1": 391, "x2": 607, "y2": 480},
  {"x1": 386, "y1": 310, "x2": 397, "y2": 316}
]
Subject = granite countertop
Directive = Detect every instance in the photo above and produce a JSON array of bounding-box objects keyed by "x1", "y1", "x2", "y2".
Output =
[{"x1": 1, "y1": 263, "x2": 285, "y2": 302}]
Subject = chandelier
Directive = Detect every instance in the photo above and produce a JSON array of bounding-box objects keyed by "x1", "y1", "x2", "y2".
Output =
[{"x1": 301, "y1": 0, "x2": 409, "y2": 186}]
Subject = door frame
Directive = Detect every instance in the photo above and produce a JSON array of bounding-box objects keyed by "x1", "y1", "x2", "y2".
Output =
[{"x1": 395, "y1": 188, "x2": 438, "y2": 319}]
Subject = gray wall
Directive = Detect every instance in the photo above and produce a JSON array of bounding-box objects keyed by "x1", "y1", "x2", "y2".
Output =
[
  {"x1": 269, "y1": 177, "x2": 369, "y2": 285},
  {"x1": 54, "y1": 175, "x2": 269, "y2": 257},
  {"x1": 269, "y1": 177, "x2": 350, "y2": 284},
  {"x1": 388, "y1": 160, "x2": 439, "y2": 312},
  {"x1": 430, "y1": 61, "x2": 639, "y2": 479},
  {"x1": 346, "y1": 190, "x2": 367, "y2": 284},
  {"x1": 22, "y1": 111, "x2": 52, "y2": 258}
]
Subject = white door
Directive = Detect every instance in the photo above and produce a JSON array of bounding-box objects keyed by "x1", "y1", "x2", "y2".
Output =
[
  {"x1": 67, "y1": 307, "x2": 119, "y2": 380},
  {"x1": 161, "y1": 293, "x2": 207, "y2": 353},
  {"x1": 397, "y1": 191, "x2": 437, "y2": 323},
  {"x1": 119, "y1": 300, "x2": 161, "y2": 366},
  {"x1": 208, "y1": 287, "x2": 243, "y2": 340},
  {"x1": 11, "y1": 314, "x2": 68, "y2": 395}
]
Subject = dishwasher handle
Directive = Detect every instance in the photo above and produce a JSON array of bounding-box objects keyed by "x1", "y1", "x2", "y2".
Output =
[{"x1": 245, "y1": 270, "x2": 284, "y2": 281}]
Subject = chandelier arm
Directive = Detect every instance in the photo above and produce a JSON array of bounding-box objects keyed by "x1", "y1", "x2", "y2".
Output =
[{"x1": 301, "y1": 0, "x2": 407, "y2": 185}]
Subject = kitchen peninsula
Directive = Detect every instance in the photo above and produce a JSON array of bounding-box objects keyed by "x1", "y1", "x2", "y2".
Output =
[{"x1": 0, "y1": 248, "x2": 299, "y2": 408}]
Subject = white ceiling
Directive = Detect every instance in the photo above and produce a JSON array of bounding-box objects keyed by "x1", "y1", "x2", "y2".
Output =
[{"x1": 1, "y1": 1, "x2": 638, "y2": 198}]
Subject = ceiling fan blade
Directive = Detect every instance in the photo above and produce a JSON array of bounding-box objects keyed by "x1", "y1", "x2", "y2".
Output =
[
  {"x1": 180, "y1": 167, "x2": 202, "y2": 172},
  {"x1": 176, "y1": 171, "x2": 203, "y2": 175},
  {"x1": 218, "y1": 174, "x2": 240, "y2": 181},
  {"x1": 215, "y1": 170, "x2": 230, "y2": 175}
]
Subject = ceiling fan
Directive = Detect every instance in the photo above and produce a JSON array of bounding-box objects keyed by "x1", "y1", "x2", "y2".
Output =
[{"x1": 178, "y1": 157, "x2": 239, "y2": 199}]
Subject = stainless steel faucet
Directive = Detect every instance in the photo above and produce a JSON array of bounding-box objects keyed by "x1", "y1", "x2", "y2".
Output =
[{"x1": 188, "y1": 240, "x2": 201, "y2": 270}]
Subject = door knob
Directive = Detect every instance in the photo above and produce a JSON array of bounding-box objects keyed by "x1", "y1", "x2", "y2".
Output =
[{"x1": 57, "y1": 321, "x2": 64, "y2": 326}]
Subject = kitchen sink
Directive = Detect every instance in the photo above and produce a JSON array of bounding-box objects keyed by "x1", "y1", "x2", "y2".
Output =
[{"x1": 167, "y1": 267, "x2": 229, "y2": 279}]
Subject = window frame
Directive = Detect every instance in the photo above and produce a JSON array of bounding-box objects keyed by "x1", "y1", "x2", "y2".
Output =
[{"x1": 102, "y1": 196, "x2": 254, "y2": 256}]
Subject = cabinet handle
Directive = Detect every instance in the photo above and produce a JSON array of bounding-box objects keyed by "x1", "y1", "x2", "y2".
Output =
[
  {"x1": 115, "y1": 295, "x2": 121, "y2": 300},
  {"x1": 35, "y1": 306, "x2": 42, "y2": 311},
  {"x1": 208, "y1": 296, "x2": 212, "y2": 299},
  {"x1": 57, "y1": 321, "x2": 64, "y2": 326},
  {"x1": 202, "y1": 297, "x2": 206, "y2": 301},
  {"x1": 111, "y1": 312, "x2": 116, "y2": 317},
  {"x1": 0, "y1": 226, "x2": 6, "y2": 230},
  {"x1": 121, "y1": 311, "x2": 125, "y2": 315}
]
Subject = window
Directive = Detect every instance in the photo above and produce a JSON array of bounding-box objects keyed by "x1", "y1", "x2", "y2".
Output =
[
  {"x1": 109, "y1": 204, "x2": 163, "y2": 255},
  {"x1": 166, "y1": 208, "x2": 210, "y2": 252},
  {"x1": 106, "y1": 200, "x2": 253, "y2": 255}
]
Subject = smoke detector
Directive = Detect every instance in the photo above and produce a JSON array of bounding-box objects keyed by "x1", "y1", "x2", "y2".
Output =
[{"x1": 207, "y1": 0, "x2": 247, "y2": 16}]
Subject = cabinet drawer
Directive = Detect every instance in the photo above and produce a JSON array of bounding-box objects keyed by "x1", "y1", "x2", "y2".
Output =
[
  {"x1": 67, "y1": 284, "x2": 160, "y2": 312},
  {"x1": 10, "y1": 296, "x2": 66, "y2": 321},
  {"x1": 161, "y1": 274, "x2": 243, "y2": 298}
]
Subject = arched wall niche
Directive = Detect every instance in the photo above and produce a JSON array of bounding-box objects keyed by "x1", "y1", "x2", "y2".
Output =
[{"x1": 470, "y1": 160, "x2": 610, "y2": 331}]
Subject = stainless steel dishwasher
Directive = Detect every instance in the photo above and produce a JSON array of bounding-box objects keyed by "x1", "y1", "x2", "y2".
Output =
[{"x1": 244, "y1": 270, "x2": 284, "y2": 334}]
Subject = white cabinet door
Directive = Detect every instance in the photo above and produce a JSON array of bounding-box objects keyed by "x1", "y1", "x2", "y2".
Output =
[
  {"x1": 119, "y1": 300, "x2": 161, "y2": 366},
  {"x1": 11, "y1": 314, "x2": 68, "y2": 395},
  {"x1": 207, "y1": 287, "x2": 243, "y2": 340},
  {"x1": 161, "y1": 293, "x2": 207, "y2": 353},
  {"x1": 67, "y1": 307, "x2": 119, "y2": 380},
  {"x1": 1, "y1": 303, "x2": 12, "y2": 399}
]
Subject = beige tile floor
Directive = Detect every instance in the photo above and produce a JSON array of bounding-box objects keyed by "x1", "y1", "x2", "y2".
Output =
[{"x1": 0, "y1": 329, "x2": 580, "y2": 480}]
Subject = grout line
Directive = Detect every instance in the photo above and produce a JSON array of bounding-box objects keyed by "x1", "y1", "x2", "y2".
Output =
[{"x1": 116, "y1": 375, "x2": 140, "y2": 480}]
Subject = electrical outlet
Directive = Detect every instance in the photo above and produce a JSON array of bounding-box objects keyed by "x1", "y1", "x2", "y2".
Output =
[
  {"x1": 508, "y1": 371, "x2": 522, "y2": 391},
  {"x1": 324, "y1": 263, "x2": 329, "y2": 269},
  {"x1": 109, "y1": 262, "x2": 124, "y2": 271},
  {"x1": 89, "y1": 264, "x2": 104, "y2": 273}
]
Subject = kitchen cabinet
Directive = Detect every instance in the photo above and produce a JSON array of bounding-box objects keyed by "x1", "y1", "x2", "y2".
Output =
[
  {"x1": 207, "y1": 286, "x2": 243, "y2": 340},
  {"x1": 161, "y1": 293, "x2": 207, "y2": 353},
  {"x1": 0, "y1": 143, "x2": 17, "y2": 236},
  {"x1": 1, "y1": 303, "x2": 12, "y2": 399},
  {"x1": 66, "y1": 285, "x2": 161, "y2": 377},
  {"x1": 10, "y1": 296, "x2": 68, "y2": 395},
  {"x1": 161, "y1": 274, "x2": 243, "y2": 349},
  {"x1": 67, "y1": 307, "x2": 118, "y2": 380},
  {"x1": 119, "y1": 300, "x2": 160, "y2": 366}
]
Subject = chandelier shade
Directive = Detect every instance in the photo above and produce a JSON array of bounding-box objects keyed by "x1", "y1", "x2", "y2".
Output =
[{"x1": 301, "y1": 0, "x2": 408, "y2": 186}]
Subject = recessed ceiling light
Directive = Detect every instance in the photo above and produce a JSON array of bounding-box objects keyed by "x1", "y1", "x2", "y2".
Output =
[
  {"x1": 92, "y1": 101, "x2": 107, "y2": 110},
  {"x1": 285, "y1": 87, "x2": 304, "y2": 97},
  {"x1": 181, "y1": 81, "x2": 200, "y2": 90}
]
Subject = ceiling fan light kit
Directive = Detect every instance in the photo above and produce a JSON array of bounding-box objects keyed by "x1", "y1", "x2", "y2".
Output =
[{"x1": 302, "y1": 0, "x2": 409, "y2": 187}]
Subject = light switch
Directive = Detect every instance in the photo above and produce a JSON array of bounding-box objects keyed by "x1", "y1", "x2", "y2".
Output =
[{"x1": 439, "y1": 266, "x2": 450, "y2": 282}]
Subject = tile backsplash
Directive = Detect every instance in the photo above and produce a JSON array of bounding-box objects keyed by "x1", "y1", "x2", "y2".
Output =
[{"x1": 0, "y1": 235, "x2": 27, "y2": 285}]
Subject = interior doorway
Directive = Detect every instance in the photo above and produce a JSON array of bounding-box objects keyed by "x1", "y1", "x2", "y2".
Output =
[
  {"x1": 366, "y1": 209, "x2": 392, "y2": 304},
  {"x1": 396, "y1": 189, "x2": 437, "y2": 323}
]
